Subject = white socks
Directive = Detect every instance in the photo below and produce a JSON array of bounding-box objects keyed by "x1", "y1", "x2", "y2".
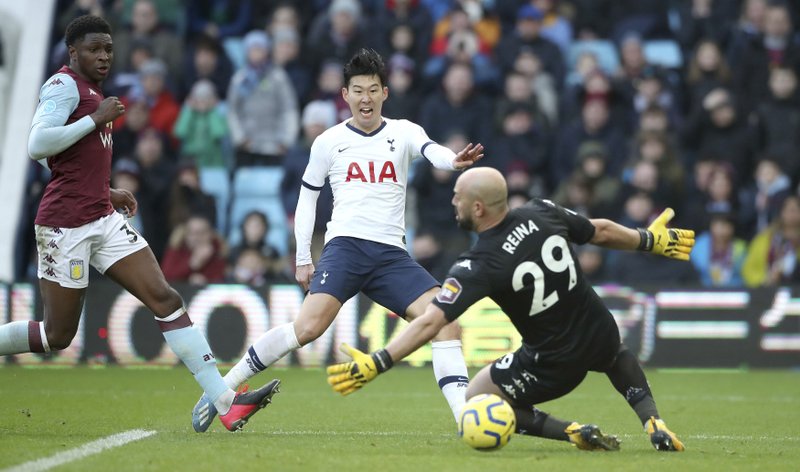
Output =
[
  {"x1": 432, "y1": 340, "x2": 469, "y2": 422},
  {"x1": 224, "y1": 323, "x2": 300, "y2": 389}
]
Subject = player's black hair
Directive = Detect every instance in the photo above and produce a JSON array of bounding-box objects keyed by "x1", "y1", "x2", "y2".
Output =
[
  {"x1": 343, "y1": 48, "x2": 387, "y2": 87},
  {"x1": 64, "y1": 15, "x2": 112, "y2": 47}
]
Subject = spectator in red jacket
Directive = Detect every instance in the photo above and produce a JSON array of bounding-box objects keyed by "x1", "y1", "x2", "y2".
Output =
[{"x1": 161, "y1": 214, "x2": 227, "y2": 285}]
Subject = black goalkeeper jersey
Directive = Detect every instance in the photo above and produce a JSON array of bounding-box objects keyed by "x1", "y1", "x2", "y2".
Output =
[{"x1": 433, "y1": 199, "x2": 620, "y2": 364}]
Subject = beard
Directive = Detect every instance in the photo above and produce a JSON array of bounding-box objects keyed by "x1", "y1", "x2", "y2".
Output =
[{"x1": 456, "y1": 213, "x2": 475, "y2": 231}]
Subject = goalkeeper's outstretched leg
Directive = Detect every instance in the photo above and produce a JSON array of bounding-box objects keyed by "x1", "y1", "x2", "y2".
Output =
[{"x1": 605, "y1": 346, "x2": 685, "y2": 451}]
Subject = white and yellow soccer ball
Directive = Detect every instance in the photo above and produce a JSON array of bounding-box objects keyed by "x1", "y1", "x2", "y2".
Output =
[{"x1": 458, "y1": 393, "x2": 516, "y2": 450}]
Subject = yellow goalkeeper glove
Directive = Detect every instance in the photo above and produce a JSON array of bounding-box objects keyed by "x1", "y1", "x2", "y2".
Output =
[
  {"x1": 637, "y1": 208, "x2": 695, "y2": 261},
  {"x1": 326, "y1": 343, "x2": 394, "y2": 396}
]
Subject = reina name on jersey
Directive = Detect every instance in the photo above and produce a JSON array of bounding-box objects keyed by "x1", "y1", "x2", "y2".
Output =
[{"x1": 502, "y1": 219, "x2": 540, "y2": 255}]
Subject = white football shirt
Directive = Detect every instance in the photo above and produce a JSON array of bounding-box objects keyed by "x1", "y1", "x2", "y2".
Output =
[{"x1": 301, "y1": 118, "x2": 454, "y2": 251}]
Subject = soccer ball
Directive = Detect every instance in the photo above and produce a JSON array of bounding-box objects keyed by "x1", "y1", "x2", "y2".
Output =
[{"x1": 458, "y1": 393, "x2": 516, "y2": 450}]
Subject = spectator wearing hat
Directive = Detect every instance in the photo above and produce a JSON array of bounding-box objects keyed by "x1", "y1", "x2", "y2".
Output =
[
  {"x1": 227, "y1": 30, "x2": 299, "y2": 168},
  {"x1": 495, "y1": 4, "x2": 564, "y2": 88},
  {"x1": 306, "y1": 0, "x2": 372, "y2": 70},
  {"x1": 281, "y1": 100, "x2": 337, "y2": 262},
  {"x1": 553, "y1": 141, "x2": 621, "y2": 218},
  {"x1": 117, "y1": 58, "x2": 181, "y2": 145},
  {"x1": 173, "y1": 79, "x2": 228, "y2": 169},
  {"x1": 690, "y1": 211, "x2": 748, "y2": 287}
]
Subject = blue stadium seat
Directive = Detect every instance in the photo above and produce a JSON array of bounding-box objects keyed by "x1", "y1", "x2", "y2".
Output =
[
  {"x1": 199, "y1": 167, "x2": 230, "y2": 235},
  {"x1": 566, "y1": 40, "x2": 620, "y2": 76},
  {"x1": 229, "y1": 167, "x2": 289, "y2": 255},
  {"x1": 643, "y1": 40, "x2": 683, "y2": 69}
]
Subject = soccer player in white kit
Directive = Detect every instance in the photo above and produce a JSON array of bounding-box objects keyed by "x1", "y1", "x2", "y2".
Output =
[
  {"x1": 0, "y1": 15, "x2": 279, "y2": 432},
  {"x1": 192, "y1": 48, "x2": 484, "y2": 431}
]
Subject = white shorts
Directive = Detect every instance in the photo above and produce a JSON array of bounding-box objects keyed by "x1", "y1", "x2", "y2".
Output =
[{"x1": 36, "y1": 211, "x2": 149, "y2": 289}]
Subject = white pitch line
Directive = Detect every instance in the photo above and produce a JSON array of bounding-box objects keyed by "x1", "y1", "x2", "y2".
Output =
[{"x1": 2, "y1": 429, "x2": 156, "y2": 472}]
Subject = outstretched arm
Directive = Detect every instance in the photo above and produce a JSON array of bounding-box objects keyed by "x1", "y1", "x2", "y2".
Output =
[
  {"x1": 326, "y1": 304, "x2": 450, "y2": 395},
  {"x1": 590, "y1": 208, "x2": 695, "y2": 261}
]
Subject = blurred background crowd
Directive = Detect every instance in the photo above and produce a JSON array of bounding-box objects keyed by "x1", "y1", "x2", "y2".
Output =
[{"x1": 10, "y1": 0, "x2": 800, "y2": 291}]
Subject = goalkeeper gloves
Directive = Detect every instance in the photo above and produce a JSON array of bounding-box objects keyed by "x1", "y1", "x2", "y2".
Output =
[
  {"x1": 637, "y1": 208, "x2": 695, "y2": 261},
  {"x1": 326, "y1": 343, "x2": 394, "y2": 395}
]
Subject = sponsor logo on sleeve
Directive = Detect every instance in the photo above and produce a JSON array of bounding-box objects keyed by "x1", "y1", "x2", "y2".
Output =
[{"x1": 436, "y1": 277, "x2": 462, "y2": 304}]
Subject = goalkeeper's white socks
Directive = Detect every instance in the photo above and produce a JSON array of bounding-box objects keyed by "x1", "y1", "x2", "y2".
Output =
[
  {"x1": 224, "y1": 323, "x2": 300, "y2": 389},
  {"x1": 158, "y1": 308, "x2": 234, "y2": 414},
  {"x1": 432, "y1": 340, "x2": 469, "y2": 422}
]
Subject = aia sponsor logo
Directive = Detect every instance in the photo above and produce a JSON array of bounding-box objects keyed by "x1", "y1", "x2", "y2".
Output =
[{"x1": 345, "y1": 160, "x2": 397, "y2": 183}]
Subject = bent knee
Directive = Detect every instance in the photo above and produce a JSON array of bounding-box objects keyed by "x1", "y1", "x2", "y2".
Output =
[
  {"x1": 147, "y1": 286, "x2": 183, "y2": 316},
  {"x1": 294, "y1": 323, "x2": 326, "y2": 346},
  {"x1": 44, "y1": 329, "x2": 74, "y2": 351}
]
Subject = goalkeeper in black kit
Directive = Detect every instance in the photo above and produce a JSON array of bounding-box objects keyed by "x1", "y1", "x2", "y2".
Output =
[{"x1": 327, "y1": 167, "x2": 693, "y2": 452}]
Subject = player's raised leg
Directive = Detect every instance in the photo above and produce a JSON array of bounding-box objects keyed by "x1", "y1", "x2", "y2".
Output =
[
  {"x1": 604, "y1": 346, "x2": 684, "y2": 451},
  {"x1": 104, "y1": 246, "x2": 278, "y2": 431},
  {"x1": 467, "y1": 364, "x2": 620, "y2": 451},
  {"x1": 406, "y1": 287, "x2": 469, "y2": 423}
]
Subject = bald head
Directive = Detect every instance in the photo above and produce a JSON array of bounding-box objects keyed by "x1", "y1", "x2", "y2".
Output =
[{"x1": 453, "y1": 167, "x2": 509, "y2": 232}]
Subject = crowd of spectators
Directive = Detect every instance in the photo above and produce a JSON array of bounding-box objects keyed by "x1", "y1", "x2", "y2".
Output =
[{"x1": 13, "y1": 0, "x2": 800, "y2": 289}]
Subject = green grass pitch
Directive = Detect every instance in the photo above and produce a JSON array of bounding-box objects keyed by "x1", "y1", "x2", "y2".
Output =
[{"x1": 1, "y1": 366, "x2": 798, "y2": 471}]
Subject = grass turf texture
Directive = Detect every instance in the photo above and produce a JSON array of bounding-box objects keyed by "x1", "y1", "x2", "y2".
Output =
[{"x1": 0, "y1": 367, "x2": 798, "y2": 471}]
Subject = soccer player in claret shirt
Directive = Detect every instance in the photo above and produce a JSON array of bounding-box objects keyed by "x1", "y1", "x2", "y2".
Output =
[
  {"x1": 191, "y1": 48, "x2": 485, "y2": 431},
  {"x1": 0, "y1": 15, "x2": 278, "y2": 432},
  {"x1": 328, "y1": 167, "x2": 691, "y2": 452}
]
